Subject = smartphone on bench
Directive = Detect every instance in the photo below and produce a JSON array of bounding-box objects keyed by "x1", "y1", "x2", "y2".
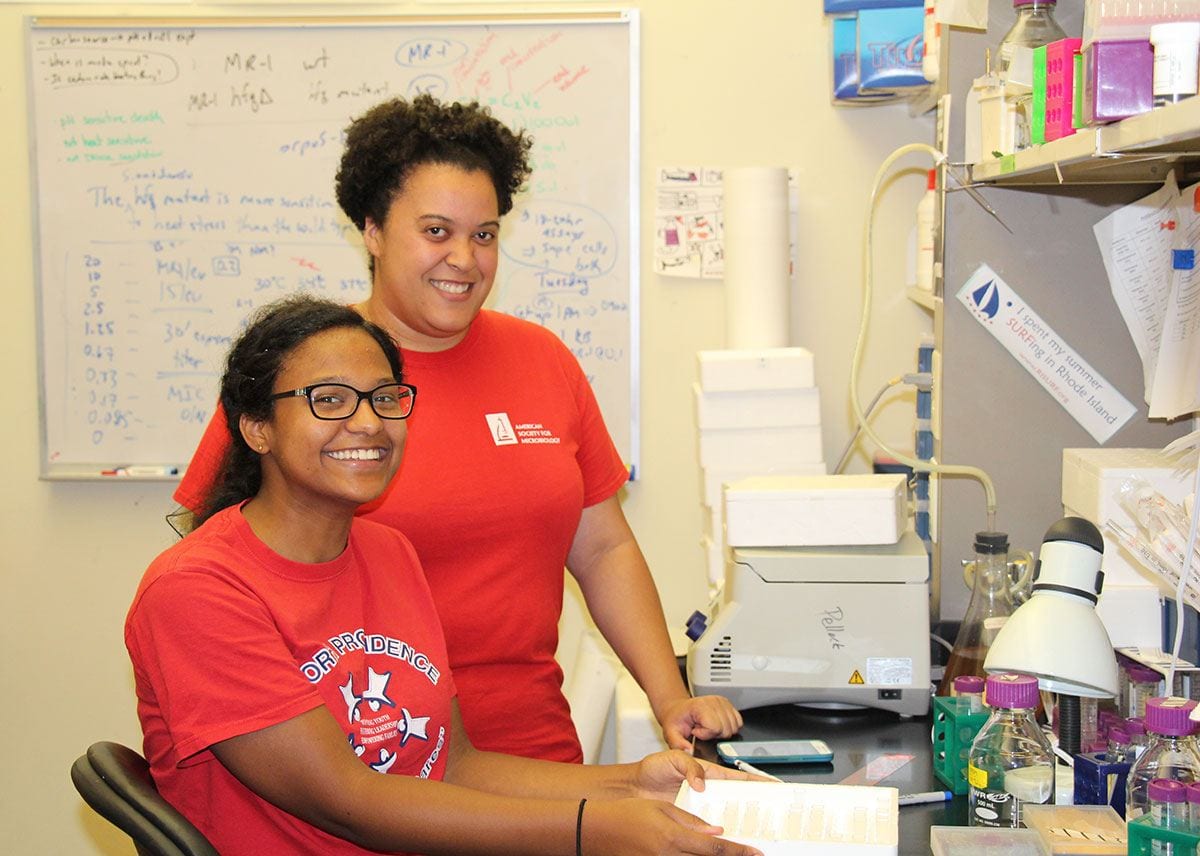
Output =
[{"x1": 715, "y1": 738, "x2": 833, "y2": 765}]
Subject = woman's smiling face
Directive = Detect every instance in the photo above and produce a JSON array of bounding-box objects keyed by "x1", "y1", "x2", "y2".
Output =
[
  {"x1": 363, "y1": 161, "x2": 501, "y2": 352},
  {"x1": 250, "y1": 326, "x2": 407, "y2": 514}
]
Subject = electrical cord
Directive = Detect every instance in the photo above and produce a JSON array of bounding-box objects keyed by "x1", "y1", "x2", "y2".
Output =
[
  {"x1": 853, "y1": 142, "x2": 998, "y2": 529},
  {"x1": 834, "y1": 372, "x2": 934, "y2": 475}
]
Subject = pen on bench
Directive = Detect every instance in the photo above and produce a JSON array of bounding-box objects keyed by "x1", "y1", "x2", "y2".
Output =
[
  {"x1": 897, "y1": 790, "x2": 953, "y2": 806},
  {"x1": 732, "y1": 759, "x2": 784, "y2": 782}
]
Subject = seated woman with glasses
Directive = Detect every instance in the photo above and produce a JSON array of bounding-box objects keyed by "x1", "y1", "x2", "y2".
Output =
[{"x1": 124, "y1": 294, "x2": 762, "y2": 856}]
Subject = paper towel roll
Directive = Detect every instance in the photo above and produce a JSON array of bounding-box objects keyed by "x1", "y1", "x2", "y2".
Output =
[{"x1": 722, "y1": 167, "x2": 791, "y2": 349}]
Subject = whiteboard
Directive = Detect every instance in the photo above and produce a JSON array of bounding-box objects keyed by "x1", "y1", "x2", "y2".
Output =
[{"x1": 27, "y1": 13, "x2": 638, "y2": 478}]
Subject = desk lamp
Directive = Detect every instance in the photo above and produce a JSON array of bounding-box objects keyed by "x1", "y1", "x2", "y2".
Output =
[{"x1": 983, "y1": 516, "x2": 1120, "y2": 756}]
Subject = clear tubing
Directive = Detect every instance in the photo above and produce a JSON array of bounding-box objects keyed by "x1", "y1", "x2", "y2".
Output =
[{"x1": 856, "y1": 143, "x2": 998, "y2": 528}]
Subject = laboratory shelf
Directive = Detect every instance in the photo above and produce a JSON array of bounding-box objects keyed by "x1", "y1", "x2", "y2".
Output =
[{"x1": 969, "y1": 96, "x2": 1200, "y2": 186}]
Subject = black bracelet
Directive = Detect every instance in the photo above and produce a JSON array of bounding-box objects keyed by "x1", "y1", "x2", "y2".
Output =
[{"x1": 575, "y1": 797, "x2": 587, "y2": 856}]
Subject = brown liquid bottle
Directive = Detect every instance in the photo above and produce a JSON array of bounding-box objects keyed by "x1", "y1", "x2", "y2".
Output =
[{"x1": 939, "y1": 532, "x2": 1016, "y2": 696}]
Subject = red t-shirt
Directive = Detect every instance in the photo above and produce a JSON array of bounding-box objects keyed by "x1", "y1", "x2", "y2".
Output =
[
  {"x1": 126, "y1": 507, "x2": 456, "y2": 855},
  {"x1": 174, "y1": 311, "x2": 629, "y2": 762}
]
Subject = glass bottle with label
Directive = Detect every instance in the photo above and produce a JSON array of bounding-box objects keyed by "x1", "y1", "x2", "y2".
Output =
[
  {"x1": 969, "y1": 673, "x2": 1056, "y2": 827},
  {"x1": 1127, "y1": 697, "x2": 1200, "y2": 821},
  {"x1": 940, "y1": 532, "x2": 1017, "y2": 695},
  {"x1": 995, "y1": 0, "x2": 1067, "y2": 74}
]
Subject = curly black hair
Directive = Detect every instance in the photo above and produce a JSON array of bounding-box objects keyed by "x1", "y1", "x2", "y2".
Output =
[
  {"x1": 192, "y1": 295, "x2": 402, "y2": 528},
  {"x1": 335, "y1": 94, "x2": 533, "y2": 234}
]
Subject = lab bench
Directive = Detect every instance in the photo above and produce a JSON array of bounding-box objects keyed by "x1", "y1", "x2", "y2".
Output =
[{"x1": 696, "y1": 704, "x2": 968, "y2": 854}]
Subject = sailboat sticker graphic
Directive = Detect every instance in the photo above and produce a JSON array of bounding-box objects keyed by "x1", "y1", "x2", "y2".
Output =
[{"x1": 971, "y1": 278, "x2": 1001, "y2": 319}]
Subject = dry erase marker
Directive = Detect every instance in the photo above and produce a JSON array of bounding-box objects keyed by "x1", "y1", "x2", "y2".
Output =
[
  {"x1": 897, "y1": 790, "x2": 953, "y2": 806},
  {"x1": 732, "y1": 759, "x2": 784, "y2": 782}
]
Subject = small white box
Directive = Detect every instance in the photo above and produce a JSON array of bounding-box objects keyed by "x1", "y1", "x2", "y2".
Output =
[
  {"x1": 1062, "y1": 448, "x2": 1193, "y2": 587},
  {"x1": 693, "y1": 382, "x2": 821, "y2": 430},
  {"x1": 697, "y1": 347, "x2": 815, "y2": 392},
  {"x1": 1095, "y1": 584, "x2": 1162, "y2": 649},
  {"x1": 700, "y1": 461, "x2": 828, "y2": 508},
  {"x1": 723, "y1": 474, "x2": 908, "y2": 547},
  {"x1": 698, "y1": 425, "x2": 824, "y2": 471}
]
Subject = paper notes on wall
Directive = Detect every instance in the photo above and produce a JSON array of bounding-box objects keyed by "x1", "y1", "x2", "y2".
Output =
[{"x1": 1095, "y1": 174, "x2": 1200, "y2": 419}]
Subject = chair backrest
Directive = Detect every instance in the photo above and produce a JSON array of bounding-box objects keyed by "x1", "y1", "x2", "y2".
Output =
[{"x1": 70, "y1": 741, "x2": 219, "y2": 856}]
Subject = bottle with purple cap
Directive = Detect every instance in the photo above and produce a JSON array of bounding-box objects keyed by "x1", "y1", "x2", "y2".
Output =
[
  {"x1": 1148, "y1": 778, "x2": 1188, "y2": 855},
  {"x1": 968, "y1": 673, "x2": 1055, "y2": 828},
  {"x1": 1126, "y1": 697, "x2": 1200, "y2": 821},
  {"x1": 953, "y1": 674, "x2": 986, "y2": 715}
]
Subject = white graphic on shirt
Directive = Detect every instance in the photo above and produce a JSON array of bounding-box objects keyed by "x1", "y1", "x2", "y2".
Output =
[
  {"x1": 340, "y1": 670, "x2": 433, "y2": 773},
  {"x1": 339, "y1": 666, "x2": 395, "y2": 722},
  {"x1": 485, "y1": 412, "x2": 519, "y2": 446}
]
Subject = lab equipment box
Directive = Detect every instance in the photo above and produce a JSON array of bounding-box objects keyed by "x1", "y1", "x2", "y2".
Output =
[
  {"x1": 1022, "y1": 804, "x2": 1126, "y2": 854},
  {"x1": 698, "y1": 425, "x2": 824, "y2": 472},
  {"x1": 687, "y1": 532, "x2": 930, "y2": 716},
  {"x1": 825, "y1": 0, "x2": 920, "y2": 11},
  {"x1": 930, "y1": 825, "x2": 1050, "y2": 856},
  {"x1": 696, "y1": 347, "x2": 814, "y2": 392},
  {"x1": 723, "y1": 473, "x2": 907, "y2": 547},
  {"x1": 1082, "y1": 39, "x2": 1153, "y2": 124},
  {"x1": 692, "y1": 382, "x2": 821, "y2": 431},
  {"x1": 857, "y1": 6, "x2": 928, "y2": 93}
]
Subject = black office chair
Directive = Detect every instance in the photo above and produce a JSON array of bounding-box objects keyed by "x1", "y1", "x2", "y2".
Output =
[{"x1": 71, "y1": 741, "x2": 219, "y2": 856}]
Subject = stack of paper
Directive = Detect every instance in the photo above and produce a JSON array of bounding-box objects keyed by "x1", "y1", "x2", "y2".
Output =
[
  {"x1": 1095, "y1": 174, "x2": 1200, "y2": 419},
  {"x1": 674, "y1": 780, "x2": 898, "y2": 855}
]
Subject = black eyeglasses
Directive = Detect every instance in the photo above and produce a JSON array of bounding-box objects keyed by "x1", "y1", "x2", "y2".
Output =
[{"x1": 269, "y1": 382, "x2": 416, "y2": 421}]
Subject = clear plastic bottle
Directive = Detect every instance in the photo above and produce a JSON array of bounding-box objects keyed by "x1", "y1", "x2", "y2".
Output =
[
  {"x1": 969, "y1": 674, "x2": 1056, "y2": 828},
  {"x1": 954, "y1": 674, "x2": 987, "y2": 714},
  {"x1": 996, "y1": 0, "x2": 1068, "y2": 74},
  {"x1": 1148, "y1": 778, "x2": 1188, "y2": 855},
  {"x1": 1128, "y1": 717, "x2": 1150, "y2": 759},
  {"x1": 1186, "y1": 781, "x2": 1200, "y2": 833},
  {"x1": 940, "y1": 532, "x2": 1017, "y2": 695},
  {"x1": 1126, "y1": 697, "x2": 1200, "y2": 821},
  {"x1": 1108, "y1": 727, "x2": 1132, "y2": 764}
]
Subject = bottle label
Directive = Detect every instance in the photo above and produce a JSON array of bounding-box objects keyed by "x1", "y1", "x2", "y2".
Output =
[
  {"x1": 968, "y1": 763, "x2": 988, "y2": 789},
  {"x1": 971, "y1": 786, "x2": 1013, "y2": 826}
]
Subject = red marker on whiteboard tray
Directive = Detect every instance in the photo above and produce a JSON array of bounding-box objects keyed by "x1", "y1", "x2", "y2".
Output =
[{"x1": 101, "y1": 466, "x2": 179, "y2": 476}]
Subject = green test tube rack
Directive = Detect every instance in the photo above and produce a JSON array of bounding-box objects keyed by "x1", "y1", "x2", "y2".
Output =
[
  {"x1": 932, "y1": 695, "x2": 990, "y2": 795},
  {"x1": 1126, "y1": 812, "x2": 1200, "y2": 854}
]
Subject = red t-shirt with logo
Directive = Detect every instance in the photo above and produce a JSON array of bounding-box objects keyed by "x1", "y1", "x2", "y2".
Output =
[
  {"x1": 125, "y1": 507, "x2": 456, "y2": 855},
  {"x1": 174, "y1": 311, "x2": 629, "y2": 762}
]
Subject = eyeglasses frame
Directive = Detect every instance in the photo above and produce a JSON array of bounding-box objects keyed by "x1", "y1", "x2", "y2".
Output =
[{"x1": 268, "y1": 382, "x2": 417, "y2": 421}]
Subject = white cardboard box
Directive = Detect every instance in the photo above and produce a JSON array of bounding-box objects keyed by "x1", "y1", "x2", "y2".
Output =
[
  {"x1": 724, "y1": 473, "x2": 908, "y2": 547},
  {"x1": 697, "y1": 347, "x2": 815, "y2": 392},
  {"x1": 700, "y1": 460, "x2": 828, "y2": 508},
  {"x1": 1062, "y1": 448, "x2": 1193, "y2": 588},
  {"x1": 693, "y1": 382, "x2": 821, "y2": 431},
  {"x1": 698, "y1": 425, "x2": 824, "y2": 471}
]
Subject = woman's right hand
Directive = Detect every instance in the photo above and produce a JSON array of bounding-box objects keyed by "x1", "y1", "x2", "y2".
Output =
[{"x1": 580, "y1": 797, "x2": 763, "y2": 856}]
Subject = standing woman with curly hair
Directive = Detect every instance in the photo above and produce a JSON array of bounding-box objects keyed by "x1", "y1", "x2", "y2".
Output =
[{"x1": 173, "y1": 95, "x2": 743, "y2": 764}]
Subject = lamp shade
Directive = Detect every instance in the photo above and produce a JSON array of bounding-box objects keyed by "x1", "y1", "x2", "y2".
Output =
[{"x1": 983, "y1": 517, "x2": 1120, "y2": 698}]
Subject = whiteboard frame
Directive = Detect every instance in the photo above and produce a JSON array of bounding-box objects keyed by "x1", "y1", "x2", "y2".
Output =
[{"x1": 27, "y1": 10, "x2": 640, "y2": 480}]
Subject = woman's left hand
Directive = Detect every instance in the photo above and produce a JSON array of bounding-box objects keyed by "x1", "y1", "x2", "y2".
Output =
[
  {"x1": 632, "y1": 750, "x2": 761, "y2": 801},
  {"x1": 658, "y1": 695, "x2": 744, "y2": 752}
]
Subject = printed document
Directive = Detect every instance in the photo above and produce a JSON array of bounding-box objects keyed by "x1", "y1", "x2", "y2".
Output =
[
  {"x1": 674, "y1": 779, "x2": 898, "y2": 855},
  {"x1": 1095, "y1": 175, "x2": 1200, "y2": 418}
]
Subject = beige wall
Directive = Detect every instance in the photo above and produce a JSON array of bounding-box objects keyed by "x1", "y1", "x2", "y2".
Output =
[{"x1": 0, "y1": 3, "x2": 933, "y2": 851}]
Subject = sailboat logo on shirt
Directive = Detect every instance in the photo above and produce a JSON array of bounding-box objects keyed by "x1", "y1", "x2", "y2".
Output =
[{"x1": 485, "y1": 412, "x2": 519, "y2": 446}]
